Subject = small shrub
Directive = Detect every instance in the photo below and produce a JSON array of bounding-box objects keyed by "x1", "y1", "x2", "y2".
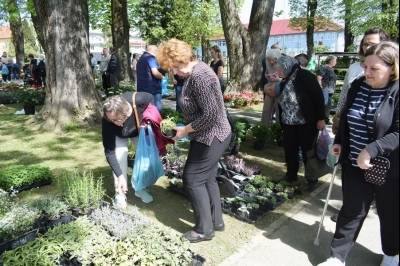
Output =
[
  {"x1": 29, "y1": 195, "x2": 69, "y2": 219},
  {"x1": 64, "y1": 121, "x2": 82, "y2": 131}
]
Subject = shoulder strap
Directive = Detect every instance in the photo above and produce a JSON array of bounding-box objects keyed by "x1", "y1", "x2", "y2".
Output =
[{"x1": 132, "y1": 92, "x2": 141, "y2": 132}]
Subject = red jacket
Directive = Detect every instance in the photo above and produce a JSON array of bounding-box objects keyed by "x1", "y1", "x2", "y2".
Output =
[{"x1": 142, "y1": 104, "x2": 174, "y2": 155}]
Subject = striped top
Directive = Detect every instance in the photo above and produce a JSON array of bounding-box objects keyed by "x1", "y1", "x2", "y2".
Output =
[{"x1": 347, "y1": 81, "x2": 387, "y2": 166}]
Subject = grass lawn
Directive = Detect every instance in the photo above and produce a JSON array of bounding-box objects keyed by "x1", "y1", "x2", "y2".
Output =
[{"x1": 0, "y1": 103, "x2": 321, "y2": 265}]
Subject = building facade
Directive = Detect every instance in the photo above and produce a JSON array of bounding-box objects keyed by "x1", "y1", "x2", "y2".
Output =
[{"x1": 196, "y1": 19, "x2": 344, "y2": 58}]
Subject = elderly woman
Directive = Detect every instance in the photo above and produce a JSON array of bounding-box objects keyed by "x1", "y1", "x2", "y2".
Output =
[
  {"x1": 102, "y1": 92, "x2": 154, "y2": 206},
  {"x1": 156, "y1": 39, "x2": 231, "y2": 243},
  {"x1": 261, "y1": 49, "x2": 282, "y2": 126},
  {"x1": 275, "y1": 56, "x2": 326, "y2": 191},
  {"x1": 318, "y1": 42, "x2": 399, "y2": 266},
  {"x1": 317, "y1": 55, "x2": 337, "y2": 125}
]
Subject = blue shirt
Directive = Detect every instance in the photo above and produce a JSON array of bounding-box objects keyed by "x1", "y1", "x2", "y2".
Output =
[
  {"x1": 347, "y1": 81, "x2": 387, "y2": 166},
  {"x1": 136, "y1": 52, "x2": 161, "y2": 95}
]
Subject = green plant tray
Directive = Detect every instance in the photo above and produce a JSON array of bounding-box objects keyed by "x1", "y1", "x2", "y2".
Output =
[
  {"x1": 221, "y1": 204, "x2": 269, "y2": 223},
  {"x1": 0, "y1": 229, "x2": 38, "y2": 255},
  {"x1": 11, "y1": 179, "x2": 52, "y2": 193}
]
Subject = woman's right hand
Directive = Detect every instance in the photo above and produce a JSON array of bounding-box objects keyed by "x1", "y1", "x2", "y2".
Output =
[
  {"x1": 117, "y1": 175, "x2": 127, "y2": 195},
  {"x1": 331, "y1": 144, "x2": 341, "y2": 156}
]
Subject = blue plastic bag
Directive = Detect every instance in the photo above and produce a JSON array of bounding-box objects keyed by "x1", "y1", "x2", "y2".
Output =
[
  {"x1": 131, "y1": 124, "x2": 165, "y2": 191},
  {"x1": 161, "y1": 75, "x2": 170, "y2": 96},
  {"x1": 316, "y1": 127, "x2": 332, "y2": 160}
]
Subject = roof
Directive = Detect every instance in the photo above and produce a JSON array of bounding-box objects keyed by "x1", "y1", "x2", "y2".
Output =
[
  {"x1": 212, "y1": 18, "x2": 343, "y2": 40},
  {"x1": 0, "y1": 26, "x2": 11, "y2": 39}
]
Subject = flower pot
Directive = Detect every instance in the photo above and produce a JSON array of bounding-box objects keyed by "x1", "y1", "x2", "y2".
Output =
[
  {"x1": 23, "y1": 105, "x2": 35, "y2": 115},
  {"x1": 253, "y1": 140, "x2": 266, "y2": 150},
  {"x1": 237, "y1": 206, "x2": 249, "y2": 218},
  {"x1": 233, "y1": 104, "x2": 242, "y2": 109},
  {"x1": 276, "y1": 138, "x2": 284, "y2": 147},
  {"x1": 162, "y1": 129, "x2": 177, "y2": 139},
  {"x1": 231, "y1": 144, "x2": 240, "y2": 155}
]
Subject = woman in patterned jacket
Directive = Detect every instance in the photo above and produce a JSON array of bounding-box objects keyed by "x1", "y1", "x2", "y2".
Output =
[{"x1": 156, "y1": 39, "x2": 231, "y2": 243}]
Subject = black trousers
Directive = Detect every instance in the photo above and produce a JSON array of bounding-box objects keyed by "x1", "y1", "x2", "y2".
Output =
[
  {"x1": 331, "y1": 164, "x2": 399, "y2": 261},
  {"x1": 282, "y1": 123, "x2": 318, "y2": 181},
  {"x1": 182, "y1": 134, "x2": 231, "y2": 234}
]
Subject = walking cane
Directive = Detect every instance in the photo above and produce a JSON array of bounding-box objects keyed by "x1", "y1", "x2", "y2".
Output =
[{"x1": 313, "y1": 148, "x2": 340, "y2": 246}]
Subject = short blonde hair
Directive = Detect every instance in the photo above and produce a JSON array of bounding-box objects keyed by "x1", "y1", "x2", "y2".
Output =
[
  {"x1": 103, "y1": 95, "x2": 130, "y2": 120},
  {"x1": 156, "y1": 39, "x2": 196, "y2": 71},
  {"x1": 365, "y1": 41, "x2": 399, "y2": 81}
]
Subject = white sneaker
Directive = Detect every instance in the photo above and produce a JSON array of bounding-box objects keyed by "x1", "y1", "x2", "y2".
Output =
[
  {"x1": 113, "y1": 193, "x2": 127, "y2": 209},
  {"x1": 317, "y1": 257, "x2": 345, "y2": 266},
  {"x1": 380, "y1": 255, "x2": 399, "y2": 266},
  {"x1": 135, "y1": 189, "x2": 153, "y2": 203}
]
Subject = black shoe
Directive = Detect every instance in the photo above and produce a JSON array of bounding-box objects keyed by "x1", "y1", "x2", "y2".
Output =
[
  {"x1": 283, "y1": 175, "x2": 298, "y2": 183},
  {"x1": 330, "y1": 213, "x2": 338, "y2": 223},
  {"x1": 214, "y1": 223, "x2": 225, "y2": 232},
  {"x1": 307, "y1": 180, "x2": 318, "y2": 192},
  {"x1": 183, "y1": 230, "x2": 215, "y2": 243}
]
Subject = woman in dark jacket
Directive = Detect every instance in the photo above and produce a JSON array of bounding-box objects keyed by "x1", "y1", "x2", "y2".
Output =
[
  {"x1": 275, "y1": 56, "x2": 326, "y2": 191},
  {"x1": 102, "y1": 92, "x2": 154, "y2": 205},
  {"x1": 318, "y1": 42, "x2": 399, "y2": 266}
]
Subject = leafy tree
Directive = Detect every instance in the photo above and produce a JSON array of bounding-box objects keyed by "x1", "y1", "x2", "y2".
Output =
[
  {"x1": 7, "y1": 20, "x2": 41, "y2": 63},
  {"x1": 218, "y1": 0, "x2": 275, "y2": 90},
  {"x1": 0, "y1": 0, "x2": 26, "y2": 69},
  {"x1": 289, "y1": 0, "x2": 337, "y2": 58},
  {"x1": 30, "y1": 0, "x2": 102, "y2": 132},
  {"x1": 338, "y1": 0, "x2": 399, "y2": 43},
  {"x1": 131, "y1": 0, "x2": 218, "y2": 50}
]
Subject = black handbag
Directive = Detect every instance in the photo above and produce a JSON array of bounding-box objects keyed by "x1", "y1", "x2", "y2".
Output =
[
  {"x1": 364, "y1": 156, "x2": 390, "y2": 186},
  {"x1": 363, "y1": 91, "x2": 390, "y2": 186},
  {"x1": 304, "y1": 132, "x2": 332, "y2": 181}
]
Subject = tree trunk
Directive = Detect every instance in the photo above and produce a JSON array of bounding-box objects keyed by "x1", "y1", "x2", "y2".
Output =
[
  {"x1": 306, "y1": 0, "x2": 318, "y2": 58},
  {"x1": 343, "y1": 0, "x2": 354, "y2": 52},
  {"x1": 219, "y1": 0, "x2": 275, "y2": 91},
  {"x1": 111, "y1": 0, "x2": 132, "y2": 81},
  {"x1": 7, "y1": 0, "x2": 25, "y2": 69},
  {"x1": 31, "y1": 0, "x2": 103, "y2": 133},
  {"x1": 201, "y1": 36, "x2": 211, "y2": 62}
]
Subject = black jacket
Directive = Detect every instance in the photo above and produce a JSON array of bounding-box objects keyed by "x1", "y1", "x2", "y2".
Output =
[
  {"x1": 334, "y1": 77, "x2": 399, "y2": 179},
  {"x1": 102, "y1": 92, "x2": 153, "y2": 177},
  {"x1": 279, "y1": 69, "x2": 325, "y2": 126},
  {"x1": 106, "y1": 53, "x2": 121, "y2": 75}
]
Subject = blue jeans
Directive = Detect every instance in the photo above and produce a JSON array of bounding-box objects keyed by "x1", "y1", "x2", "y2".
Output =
[
  {"x1": 153, "y1": 93, "x2": 162, "y2": 113},
  {"x1": 175, "y1": 85, "x2": 182, "y2": 111}
]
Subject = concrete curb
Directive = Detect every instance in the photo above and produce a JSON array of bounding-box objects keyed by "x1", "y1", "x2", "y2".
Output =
[{"x1": 218, "y1": 181, "x2": 331, "y2": 266}]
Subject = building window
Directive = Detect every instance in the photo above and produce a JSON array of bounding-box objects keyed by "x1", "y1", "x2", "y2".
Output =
[
  {"x1": 90, "y1": 46, "x2": 94, "y2": 50},
  {"x1": 320, "y1": 34, "x2": 324, "y2": 40},
  {"x1": 222, "y1": 51, "x2": 227, "y2": 56},
  {"x1": 222, "y1": 41, "x2": 226, "y2": 46},
  {"x1": 326, "y1": 33, "x2": 330, "y2": 40},
  {"x1": 288, "y1": 36, "x2": 292, "y2": 42}
]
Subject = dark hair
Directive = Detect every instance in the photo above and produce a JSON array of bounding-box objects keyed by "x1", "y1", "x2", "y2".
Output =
[
  {"x1": 109, "y1": 47, "x2": 116, "y2": 53},
  {"x1": 358, "y1": 36, "x2": 365, "y2": 57},
  {"x1": 364, "y1": 27, "x2": 391, "y2": 42},
  {"x1": 28, "y1": 53, "x2": 34, "y2": 59},
  {"x1": 294, "y1": 53, "x2": 309, "y2": 67},
  {"x1": 133, "y1": 53, "x2": 138, "y2": 59}
]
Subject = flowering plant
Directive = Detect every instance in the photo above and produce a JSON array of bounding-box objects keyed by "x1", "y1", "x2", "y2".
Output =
[{"x1": 223, "y1": 94, "x2": 233, "y2": 103}]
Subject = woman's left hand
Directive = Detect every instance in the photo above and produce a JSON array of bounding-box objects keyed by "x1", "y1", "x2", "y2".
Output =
[
  {"x1": 317, "y1": 120, "x2": 326, "y2": 131},
  {"x1": 172, "y1": 126, "x2": 189, "y2": 140},
  {"x1": 357, "y1": 148, "x2": 373, "y2": 170}
]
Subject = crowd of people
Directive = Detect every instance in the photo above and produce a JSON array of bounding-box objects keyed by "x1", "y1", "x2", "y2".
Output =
[{"x1": 99, "y1": 26, "x2": 398, "y2": 265}]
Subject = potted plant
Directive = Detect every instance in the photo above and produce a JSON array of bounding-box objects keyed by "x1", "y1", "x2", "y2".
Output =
[
  {"x1": 232, "y1": 121, "x2": 246, "y2": 154},
  {"x1": 249, "y1": 122, "x2": 272, "y2": 150},
  {"x1": 0, "y1": 165, "x2": 53, "y2": 192},
  {"x1": 29, "y1": 196, "x2": 72, "y2": 230},
  {"x1": 16, "y1": 88, "x2": 45, "y2": 115},
  {"x1": 160, "y1": 116, "x2": 177, "y2": 138},
  {"x1": 270, "y1": 122, "x2": 284, "y2": 147},
  {"x1": 233, "y1": 97, "x2": 246, "y2": 108}
]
